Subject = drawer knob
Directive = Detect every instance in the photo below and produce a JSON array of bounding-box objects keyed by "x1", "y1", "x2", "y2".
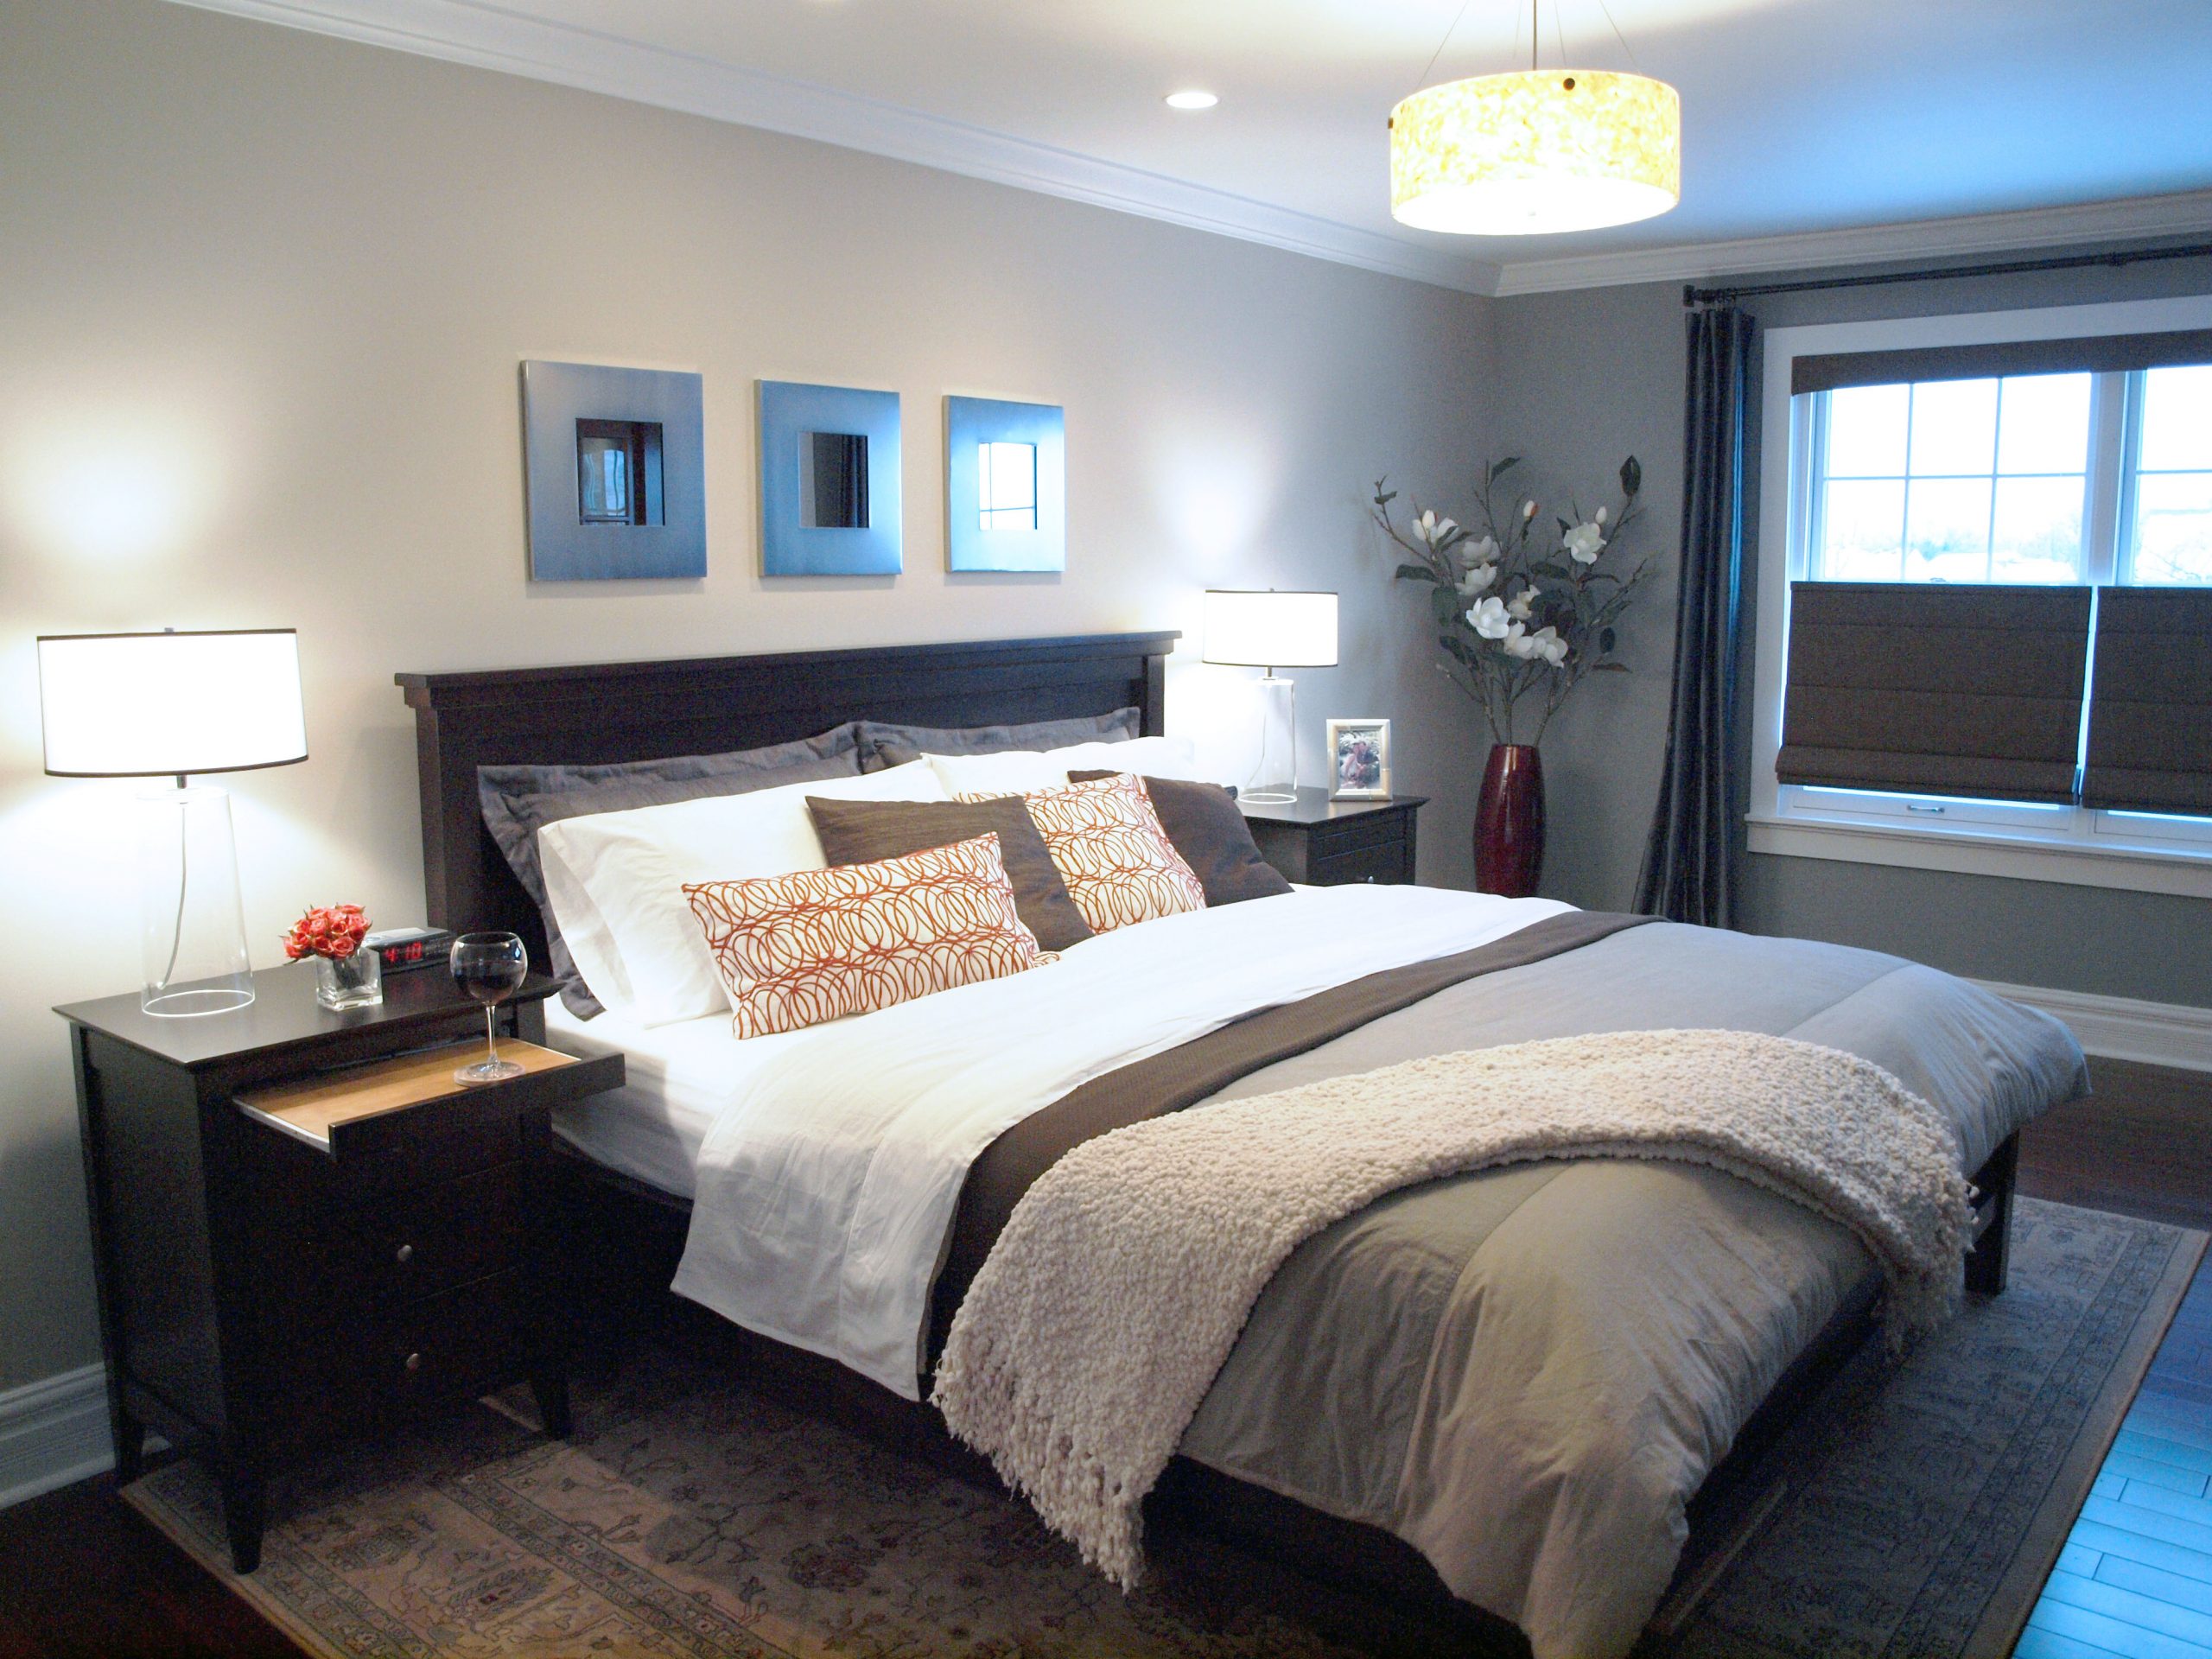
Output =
[
  {"x1": 404, "y1": 1351, "x2": 423, "y2": 1373},
  {"x1": 394, "y1": 1243, "x2": 415, "y2": 1265}
]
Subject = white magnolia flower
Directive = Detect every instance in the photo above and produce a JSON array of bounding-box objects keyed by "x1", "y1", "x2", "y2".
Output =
[
  {"x1": 1522, "y1": 499, "x2": 1538, "y2": 520},
  {"x1": 1530, "y1": 625, "x2": 1568, "y2": 665},
  {"x1": 1415, "y1": 509, "x2": 1459, "y2": 548},
  {"x1": 1564, "y1": 521, "x2": 1608, "y2": 564},
  {"x1": 1467, "y1": 596, "x2": 1511, "y2": 639},
  {"x1": 1456, "y1": 562, "x2": 1497, "y2": 598},
  {"x1": 1595, "y1": 506, "x2": 1609, "y2": 524},
  {"x1": 1505, "y1": 585, "x2": 1536, "y2": 620},
  {"x1": 1462, "y1": 533, "x2": 1499, "y2": 565},
  {"x1": 1501, "y1": 621, "x2": 1536, "y2": 658}
]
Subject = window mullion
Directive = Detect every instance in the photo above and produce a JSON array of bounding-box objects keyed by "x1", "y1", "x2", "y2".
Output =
[
  {"x1": 1796, "y1": 393, "x2": 1824, "y2": 582},
  {"x1": 2084, "y1": 371, "x2": 2129, "y2": 585},
  {"x1": 1984, "y1": 380, "x2": 2002, "y2": 582},
  {"x1": 1899, "y1": 387, "x2": 1915, "y2": 581},
  {"x1": 2116, "y1": 369, "x2": 2147, "y2": 586}
]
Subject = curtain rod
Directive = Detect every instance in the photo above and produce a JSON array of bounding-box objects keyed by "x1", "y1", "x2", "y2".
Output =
[{"x1": 1681, "y1": 241, "x2": 2212, "y2": 308}]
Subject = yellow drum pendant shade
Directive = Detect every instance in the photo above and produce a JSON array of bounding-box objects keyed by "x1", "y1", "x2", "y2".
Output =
[{"x1": 1389, "y1": 70, "x2": 1680, "y2": 236}]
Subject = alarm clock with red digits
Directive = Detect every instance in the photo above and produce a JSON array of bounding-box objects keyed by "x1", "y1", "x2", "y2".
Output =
[{"x1": 362, "y1": 927, "x2": 457, "y2": 975}]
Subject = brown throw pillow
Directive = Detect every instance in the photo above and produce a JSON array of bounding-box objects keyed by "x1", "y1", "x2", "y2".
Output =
[
  {"x1": 1067, "y1": 772, "x2": 1293, "y2": 906},
  {"x1": 804, "y1": 797, "x2": 1095, "y2": 952}
]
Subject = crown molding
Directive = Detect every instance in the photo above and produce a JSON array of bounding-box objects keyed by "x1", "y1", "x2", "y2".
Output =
[
  {"x1": 1491, "y1": 188, "x2": 2212, "y2": 296},
  {"x1": 162, "y1": 0, "x2": 1501, "y2": 296}
]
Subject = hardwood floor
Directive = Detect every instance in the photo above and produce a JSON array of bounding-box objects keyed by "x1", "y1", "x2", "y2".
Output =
[
  {"x1": 2017, "y1": 1058, "x2": 2212, "y2": 1659},
  {"x1": 0, "y1": 1055, "x2": 2203, "y2": 1658},
  {"x1": 0, "y1": 1473, "x2": 298, "y2": 1659}
]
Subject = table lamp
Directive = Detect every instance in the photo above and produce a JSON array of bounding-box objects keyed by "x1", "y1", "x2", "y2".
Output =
[
  {"x1": 38, "y1": 629, "x2": 308, "y2": 1016},
  {"x1": 1202, "y1": 589, "x2": 1338, "y2": 804}
]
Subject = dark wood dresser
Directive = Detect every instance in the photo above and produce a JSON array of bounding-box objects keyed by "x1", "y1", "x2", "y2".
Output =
[
  {"x1": 1239, "y1": 788, "x2": 1427, "y2": 886},
  {"x1": 57, "y1": 968, "x2": 622, "y2": 1572}
]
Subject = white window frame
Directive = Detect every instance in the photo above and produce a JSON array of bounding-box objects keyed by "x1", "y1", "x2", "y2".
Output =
[{"x1": 1751, "y1": 294, "x2": 2212, "y2": 900}]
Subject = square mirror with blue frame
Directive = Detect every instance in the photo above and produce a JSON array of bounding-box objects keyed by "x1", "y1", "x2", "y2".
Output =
[
  {"x1": 522, "y1": 360, "x2": 705, "y2": 580},
  {"x1": 946, "y1": 396, "x2": 1065, "y2": 573},
  {"x1": 759, "y1": 380, "x2": 902, "y2": 575}
]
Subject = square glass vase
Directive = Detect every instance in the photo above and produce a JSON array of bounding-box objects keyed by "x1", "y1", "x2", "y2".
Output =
[{"x1": 314, "y1": 949, "x2": 383, "y2": 1011}]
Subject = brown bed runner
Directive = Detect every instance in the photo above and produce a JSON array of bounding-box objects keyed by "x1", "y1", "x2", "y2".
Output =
[{"x1": 925, "y1": 908, "x2": 1654, "y2": 1363}]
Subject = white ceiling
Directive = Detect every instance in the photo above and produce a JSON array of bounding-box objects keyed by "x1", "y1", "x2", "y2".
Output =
[{"x1": 180, "y1": 0, "x2": 2212, "y2": 294}]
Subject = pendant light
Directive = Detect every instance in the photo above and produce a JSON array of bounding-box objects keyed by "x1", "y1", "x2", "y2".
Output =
[{"x1": 1389, "y1": 0, "x2": 1680, "y2": 237}]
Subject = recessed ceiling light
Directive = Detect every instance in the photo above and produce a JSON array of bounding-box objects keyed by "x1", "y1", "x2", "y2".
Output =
[{"x1": 1165, "y1": 90, "x2": 1218, "y2": 111}]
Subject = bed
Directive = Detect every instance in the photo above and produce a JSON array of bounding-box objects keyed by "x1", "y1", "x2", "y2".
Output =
[{"x1": 397, "y1": 632, "x2": 2085, "y2": 1659}]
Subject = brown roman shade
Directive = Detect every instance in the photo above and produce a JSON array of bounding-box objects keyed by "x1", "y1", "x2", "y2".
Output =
[
  {"x1": 2082, "y1": 586, "x2": 2212, "y2": 816},
  {"x1": 1777, "y1": 582, "x2": 2092, "y2": 803},
  {"x1": 1792, "y1": 327, "x2": 2212, "y2": 396}
]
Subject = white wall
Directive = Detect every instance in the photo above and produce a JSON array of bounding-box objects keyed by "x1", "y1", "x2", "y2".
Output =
[{"x1": 0, "y1": 0, "x2": 1497, "y2": 1392}]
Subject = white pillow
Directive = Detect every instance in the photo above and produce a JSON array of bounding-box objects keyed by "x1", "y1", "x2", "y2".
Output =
[
  {"x1": 925, "y1": 734, "x2": 1204, "y2": 798},
  {"x1": 537, "y1": 759, "x2": 948, "y2": 1027}
]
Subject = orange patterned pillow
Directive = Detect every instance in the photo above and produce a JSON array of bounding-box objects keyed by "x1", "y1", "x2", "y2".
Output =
[
  {"x1": 683, "y1": 833, "x2": 1051, "y2": 1038},
  {"x1": 963, "y1": 772, "x2": 1206, "y2": 935}
]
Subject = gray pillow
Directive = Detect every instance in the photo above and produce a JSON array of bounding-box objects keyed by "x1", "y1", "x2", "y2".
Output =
[
  {"x1": 477, "y1": 728, "x2": 861, "y2": 1018},
  {"x1": 857, "y1": 707, "x2": 1141, "y2": 772}
]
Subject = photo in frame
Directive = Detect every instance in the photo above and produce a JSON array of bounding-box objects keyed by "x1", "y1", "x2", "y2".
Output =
[{"x1": 1326, "y1": 718, "x2": 1392, "y2": 799}]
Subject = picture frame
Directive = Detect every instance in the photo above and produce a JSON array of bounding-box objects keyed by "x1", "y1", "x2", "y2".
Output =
[
  {"x1": 944, "y1": 396, "x2": 1065, "y2": 572},
  {"x1": 757, "y1": 380, "x2": 903, "y2": 576},
  {"x1": 1326, "y1": 718, "x2": 1392, "y2": 799},
  {"x1": 520, "y1": 360, "x2": 707, "y2": 582}
]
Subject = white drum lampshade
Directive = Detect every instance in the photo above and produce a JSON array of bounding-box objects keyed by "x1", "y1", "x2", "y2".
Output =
[
  {"x1": 37, "y1": 629, "x2": 308, "y2": 1016},
  {"x1": 1203, "y1": 591, "x2": 1338, "y2": 804},
  {"x1": 1389, "y1": 70, "x2": 1680, "y2": 237}
]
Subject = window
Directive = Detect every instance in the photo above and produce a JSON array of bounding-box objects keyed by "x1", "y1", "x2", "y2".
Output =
[
  {"x1": 1752, "y1": 299, "x2": 2212, "y2": 899},
  {"x1": 2127, "y1": 365, "x2": 2212, "y2": 585},
  {"x1": 1815, "y1": 374, "x2": 2093, "y2": 584},
  {"x1": 1808, "y1": 367, "x2": 2212, "y2": 591}
]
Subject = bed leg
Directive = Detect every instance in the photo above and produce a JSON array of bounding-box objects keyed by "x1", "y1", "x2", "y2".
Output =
[{"x1": 1964, "y1": 1133, "x2": 2018, "y2": 1297}]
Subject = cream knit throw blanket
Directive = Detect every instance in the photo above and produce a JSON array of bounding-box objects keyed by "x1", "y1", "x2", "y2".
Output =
[{"x1": 931, "y1": 1028, "x2": 1975, "y2": 1592}]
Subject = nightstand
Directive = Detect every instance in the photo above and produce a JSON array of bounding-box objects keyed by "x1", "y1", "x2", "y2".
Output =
[
  {"x1": 1239, "y1": 788, "x2": 1427, "y2": 885},
  {"x1": 57, "y1": 967, "x2": 623, "y2": 1573}
]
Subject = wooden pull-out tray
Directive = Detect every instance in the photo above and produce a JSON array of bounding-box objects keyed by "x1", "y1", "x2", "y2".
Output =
[{"x1": 235, "y1": 1040, "x2": 624, "y2": 1160}]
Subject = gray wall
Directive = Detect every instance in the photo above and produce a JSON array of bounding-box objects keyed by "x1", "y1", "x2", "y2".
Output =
[
  {"x1": 1494, "y1": 251, "x2": 2212, "y2": 1008},
  {"x1": 0, "y1": 0, "x2": 1498, "y2": 1392}
]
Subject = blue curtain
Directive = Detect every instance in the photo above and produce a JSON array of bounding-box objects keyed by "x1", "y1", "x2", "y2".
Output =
[{"x1": 1636, "y1": 305, "x2": 1755, "y2": 927}]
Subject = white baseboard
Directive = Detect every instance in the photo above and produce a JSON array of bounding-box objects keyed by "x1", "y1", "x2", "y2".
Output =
[
  {"x1": 1974, "y1": 980, "x2": 2212, "y2": 1075},
  {"x1": 0, "y1": 1363, "x2": 115, "y2": 1511}
]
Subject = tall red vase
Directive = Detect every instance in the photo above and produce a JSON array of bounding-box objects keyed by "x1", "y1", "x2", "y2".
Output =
[{"x1": 1474, "y1": 743, "x2": 1546, "y2": 897}]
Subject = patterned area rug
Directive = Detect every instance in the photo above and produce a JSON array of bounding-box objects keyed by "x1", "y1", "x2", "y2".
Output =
[{"x1": 126, "y1": 1199, "x2": 2203, "y2": 1659}]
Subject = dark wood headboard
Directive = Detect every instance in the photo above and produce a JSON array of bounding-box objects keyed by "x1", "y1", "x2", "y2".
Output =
[{"x1": 397, "y1": 630, "x2": 1179, "y2": 959}]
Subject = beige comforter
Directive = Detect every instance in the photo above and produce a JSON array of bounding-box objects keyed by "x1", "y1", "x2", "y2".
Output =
[
  {"x1": 929, "y1": 918, "x2": 2086, "y2": 1659},
  {"x1": 937, "y1": 1030, "x2": 1977, "y2": 1658}
]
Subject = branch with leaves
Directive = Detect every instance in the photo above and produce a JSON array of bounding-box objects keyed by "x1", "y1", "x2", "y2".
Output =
[{"x1": 1374, "y1": 455, "x2": 1653, "y2": 747}]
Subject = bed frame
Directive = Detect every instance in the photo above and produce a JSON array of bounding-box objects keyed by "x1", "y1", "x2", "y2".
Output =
[{"x1": 397, "y1": 630, "x2": 2018, "y2": 1656}]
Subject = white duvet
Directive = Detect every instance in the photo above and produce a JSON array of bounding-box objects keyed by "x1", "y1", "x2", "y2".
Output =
[{"x1": 671, "y1": 883, "x2": 1569, "y2": 1397}]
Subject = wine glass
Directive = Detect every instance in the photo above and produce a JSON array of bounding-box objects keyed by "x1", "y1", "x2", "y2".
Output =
[{"x1": 451, "y1": 931, "x2": 529, "y2": 1084}]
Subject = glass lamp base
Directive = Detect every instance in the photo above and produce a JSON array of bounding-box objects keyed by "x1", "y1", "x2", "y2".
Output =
[
  {"x1": 1245, "y1": 674, "x2": 1298, "y2": 803},
  {"x1": 454, "y1": 1057, "x2": 525, "y2": 1085},
  {"x1": 143, "y1": 982, "x2": 256, "y2": 1018},
  {"x1": 139, "y1": 785, "x2": 256, "y2": 1019}
]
